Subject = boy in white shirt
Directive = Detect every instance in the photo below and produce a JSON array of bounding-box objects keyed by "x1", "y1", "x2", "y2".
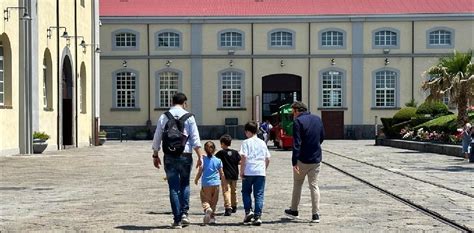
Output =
[{"x1": 239, "y1": 121, "x2": 271, "y2": 226}]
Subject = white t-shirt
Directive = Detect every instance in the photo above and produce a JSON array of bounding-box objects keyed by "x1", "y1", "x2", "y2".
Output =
[{"x1": 239, "y1": 135, "x2": 271, "y2": 176}]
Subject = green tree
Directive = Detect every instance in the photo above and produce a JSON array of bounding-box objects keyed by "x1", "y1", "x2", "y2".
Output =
[{"x1": 422, "y1": 50, "x2": 474, "y2": 126}]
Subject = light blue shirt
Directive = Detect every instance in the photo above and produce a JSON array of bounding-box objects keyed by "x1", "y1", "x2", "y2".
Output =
[
  {"x1": 202, "y1": 156, "x2": 222, "y2": 187},
  {"x1": 152, "y1": 105, "x2": 202, "y2": 153}
]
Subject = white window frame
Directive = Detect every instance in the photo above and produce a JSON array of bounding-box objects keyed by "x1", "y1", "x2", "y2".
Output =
[
  {"x1": 372, "y1": 28, "x2": 400, "y2": 49},
  {"x1": 268, "y1": 29, "x2": 295, "y2": 49},
  {"x1": 220, "y1": 31, "x2": 243, "y2": 48},
  {"x1": 114, "y1": 71, "x2": 137, "y2": 108},
  {"x1": 112, "y1": 29, "x2": 139, "y2": 50},
  {"x1": 321, "y1": 71, "x2": 343, "y2": 107},
  {"x1": 157, "y1": 31, "x2": 180, "y2": 48},
  {"x1": 321, "y1": 30, "x2": 344, "y2": 47},
  {"x1": 426, "y1": 27, "x2": 454, "y2": 49},
  {"x1": 219, "y1": 70, "x2": 244, "y2": 108},
  {"x1": 374, "y1": 70, "x2": 398, "y2": 107},
  {"x1": 157, "y1": 71, "x2": 179, "y2": 108}
]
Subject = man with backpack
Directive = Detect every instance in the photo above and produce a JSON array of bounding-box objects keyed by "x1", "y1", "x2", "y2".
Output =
[{"x1": 152, "y1": 92, "x2": 205, "y2": 229}]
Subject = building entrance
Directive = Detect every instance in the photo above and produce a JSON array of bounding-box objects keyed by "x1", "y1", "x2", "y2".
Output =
[{"x1": 262, "y1": 74, "x2": 301, "y2": 119}]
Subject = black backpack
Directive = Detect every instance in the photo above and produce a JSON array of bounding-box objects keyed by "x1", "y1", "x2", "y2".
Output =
[{"x1": 162, "y1": 111, "x2": 194, "y2": 156}]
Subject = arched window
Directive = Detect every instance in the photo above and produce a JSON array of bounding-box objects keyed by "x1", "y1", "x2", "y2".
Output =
[
  {"x1": 157, "y1": 71, "x2": 179, "y2": 108},
  {"x1": 114, "y1": 70, "x2": 138, "y2": 108},
  {"x1": 220, "y1": 31, "x2": 243, "y2": 48},
  {"x1": 157, "y1": 31, "x2": 180, "y2": 48},
  {"x1": 373, "y1": 29, "x2": 398, "y2": 47},
  {"x1": 42, "y1": 49, "x2": 53, "y2": 110},
  {"x1": 0, "y1": 34, "x2": 12, "y2": 108},
  {"x1": 321, "y1": 31, "x2": 344, "y2": 47},
  {"x1": 219, "y1": 70, "x2": 244, "y2": 108},
  {"x1": 374, "y1": 70, "x2": 398, "y2": 107},
  {"x1": 113, "y1": 30, "x2": 139, "y2": 49},
  {"x1": 269, "y1": 30, "x2": 294, "y2": 47},
  {"x1": 321, "y1": 70, "x2": 343, "y2": 107},
  {"x1": 80, "y1": 62, "x2": 87, "y2": 113},
  {"x1": 427, "y1": 28, "x2": 454, "y2": 48}
]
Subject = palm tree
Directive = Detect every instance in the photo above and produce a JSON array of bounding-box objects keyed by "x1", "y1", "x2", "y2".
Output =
[{"x1": 422, "y1": 50, "x2": 474, "y2": 126}]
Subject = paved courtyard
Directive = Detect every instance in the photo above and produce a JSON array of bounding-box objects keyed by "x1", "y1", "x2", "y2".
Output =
[{"x1": 0, "y1": 140, "x2": 472, "y2": 232}]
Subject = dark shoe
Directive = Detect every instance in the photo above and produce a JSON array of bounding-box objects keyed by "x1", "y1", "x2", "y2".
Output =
[
  {"x1": 243, "y1": 211, "x2": 254, "y2": 225},
  {"x1": 170, "y1": 221, "x2": 182, "y2": 229},
  {"x1": 181, "y1": 213, "x2": 190, "y2": 226},
  {"x1": 284, "y1": 209, "x2": 299, "y2": 219},
  {"x1": 252, "y1": 216, "x2": 262, "y2": 226},
  {"x1": 232, "y1": 206, "x2": 237, "y2": 213},
  {"x1": 224, "y1": 208, "x2": 232, "y2": 216},
  {"x1": 312, "y1": 213, "x2": 320, "y2": 223}
]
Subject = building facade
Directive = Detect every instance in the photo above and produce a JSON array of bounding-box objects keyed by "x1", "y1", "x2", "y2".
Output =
[
  {"x1": 0, "y1": 0, "x2": 100, "y2": 156},
  {"x1": 99, "y1": 0, "x2": 474, "y2": 139}
]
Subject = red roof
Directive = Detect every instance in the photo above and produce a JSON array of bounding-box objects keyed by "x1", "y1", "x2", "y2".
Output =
[{"x1": 100, "y1": 0, "x2": 474, "y2": 17}]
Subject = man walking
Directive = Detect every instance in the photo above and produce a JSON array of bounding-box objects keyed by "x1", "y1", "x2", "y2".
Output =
[
  {"x1": 284, "y1": 101, "x2": 324, "y2": 223},
  {"x1": 152, "y1": 92, "x2": 205, "y2": 229}
]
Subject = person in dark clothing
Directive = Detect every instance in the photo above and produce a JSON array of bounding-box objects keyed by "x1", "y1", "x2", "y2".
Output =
[
  {"x1": 284, "y1": 101, "x2": 324, "y2": 223},
  {"x1": 215, "y1": 134, "x2": 241, "y2": 216}
]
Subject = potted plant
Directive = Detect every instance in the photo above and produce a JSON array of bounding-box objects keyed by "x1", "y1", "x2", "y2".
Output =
[
  {"x1": 98, "y1": 130, "x2": 107, "y2": 145},
  {"x1": 33, "y1": 131, "x2": 50, "y2": 154}
]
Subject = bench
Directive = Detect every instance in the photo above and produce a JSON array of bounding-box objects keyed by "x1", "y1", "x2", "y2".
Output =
[{"x1": 104, "y1": 128, "x2": 128, "y2": 142}]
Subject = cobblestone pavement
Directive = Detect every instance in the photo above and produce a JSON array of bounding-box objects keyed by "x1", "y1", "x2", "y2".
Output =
[{"x1": 0, "y1": 140, "x2": 472, "y2": 232}]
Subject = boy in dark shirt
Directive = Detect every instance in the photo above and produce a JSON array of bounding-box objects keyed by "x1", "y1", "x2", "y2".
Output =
[{"x1": 215, "y1": 134, "x2": 241, "y2": 216}]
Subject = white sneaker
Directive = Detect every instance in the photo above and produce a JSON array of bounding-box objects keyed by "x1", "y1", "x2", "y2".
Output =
[
  {"x1": 209, "y1": 217, "x2": 216, "y2": 225},
  {"x1": 203, "y1": 208, "x2": 212, "y2": 224}
]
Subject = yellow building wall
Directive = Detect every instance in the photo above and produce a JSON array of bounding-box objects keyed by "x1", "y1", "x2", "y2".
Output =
[
  {"x1": 253, "y1": 23, "x2": 309, "y2": 55},
  {"x1": 363, "y1": 58, "x2": 413, "y2": 124},
  {"x1": 200, "y1": 59, "x2": 253, "y2": 125},
  {"x1": 100, "y1": 24, "x2": 148, "y2": 56},
  {"x1": 312, "y1": 22, "x2": 353, "y2": 54},
  {"x1": 0, "y1": 0, "x2": 20, "y2": 154},
  {"x1": 414, "y1": 21, "x2": 474, "y2": 53},
  {"x1": 100, "y1": 59, "x2": 149, "y2": 125},
  {"x1": 149, "y1": 24, "x2": 192, "y2": 56},
  {"x1": 201, "y1": 24, "x2": 252, "y2": 55},
  {"x1": 150, "y1": 58, "x2": 192, "y2": 122},
  {"x1": 364, "y1": 22, "x2": 412, "y2": 54},
  {"x1": 311, "y1": 58, "x2": 353, "y2": 123}
]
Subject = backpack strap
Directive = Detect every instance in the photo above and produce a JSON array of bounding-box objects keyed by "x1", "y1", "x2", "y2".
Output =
[
  {"x1": 164, "y1": 111, "x2": 174, "y2": 120},
  {"x1": 178, "y1": 113, "x2": 194, "y2": 128},
  {"x1": 178, "y1": 113, "x2": 194, "y2": 139}
]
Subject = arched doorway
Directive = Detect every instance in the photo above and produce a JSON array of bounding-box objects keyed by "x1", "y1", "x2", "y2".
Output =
[
  {"x1": 262, "y1": 74, "x2": 301, "y2": 119},
  {"x1": 62, "y1": 56, "x2": 73, "y2": 146}
]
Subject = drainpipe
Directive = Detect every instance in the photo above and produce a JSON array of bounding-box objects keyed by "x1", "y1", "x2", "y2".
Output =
[
  {"x1": 146, "y1": 23, "x2": 152, "y2": 132},
  {"x1": 251, "y1": 23, "x2": 254, "y2": 120},
  {"x1": 74, "y1": 0, "x2": 78, "y2": 147},
  {"x1": 308, "y1": 22, "x2": 311, "y2": 109},
  {"x1": 411, "y1": 21, "x2": 415, "y2": 101},
  {"x1": 56, "y1": 0, "x2": 60, "y2": 149},
  {"x1": 91, "y1": 0, "x2": 99, "y2": 145}
]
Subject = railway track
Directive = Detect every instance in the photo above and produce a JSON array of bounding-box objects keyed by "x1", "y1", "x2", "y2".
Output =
[{"x1": 323, "y1": 149, "x2": 472, "y2": 232}]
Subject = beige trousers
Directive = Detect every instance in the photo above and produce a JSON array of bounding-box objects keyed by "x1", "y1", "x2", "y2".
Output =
[
  {"x1": 200, "y1": 186, "x2": 220, "y2": 215},
  {"x1": 221, "y1": 179, "x2": 238, "y2": 209},
  {"x1": 290, "y1": 161, "x2": 321, "y2": 214}
]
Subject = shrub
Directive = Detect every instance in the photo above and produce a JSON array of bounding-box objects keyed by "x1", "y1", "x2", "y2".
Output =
[
  {"x1": 416, "y1": 101, "x2": 449, "y2": 117},
  {"x1": 393, "y1": 107, "x2": 417, "y2": 121},
  {"x1": 415, "y1": 114, "x2": 457, "y2": 132},
  {"x1": 33, "y1": 131, "x2": 50, "y2": 141},
  {"x1": 98, "y1": 130, "x2": 107, "y2": 137}
]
